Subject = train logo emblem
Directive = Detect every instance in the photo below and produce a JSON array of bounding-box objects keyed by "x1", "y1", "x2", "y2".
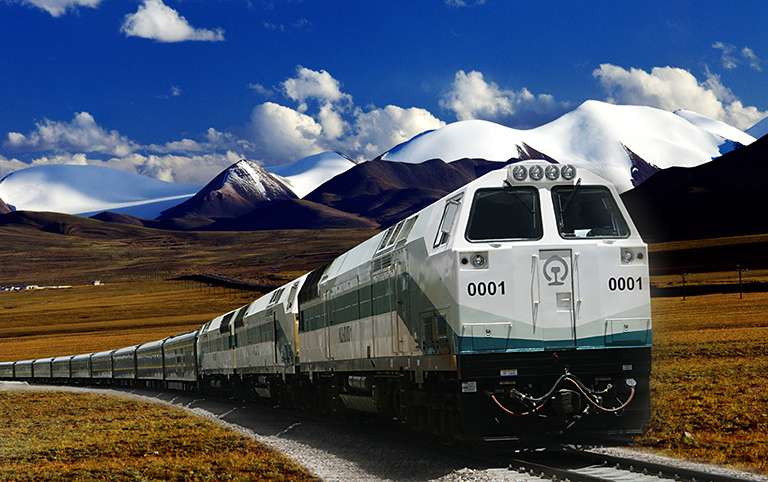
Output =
[{"x1": 542, "y1": 254, "x2": 569, "y2": 286}]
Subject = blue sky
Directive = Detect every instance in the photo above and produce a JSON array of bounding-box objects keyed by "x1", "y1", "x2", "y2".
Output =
[{"x1": 1, "y1": 0, "x2": 767, "y2": 184}]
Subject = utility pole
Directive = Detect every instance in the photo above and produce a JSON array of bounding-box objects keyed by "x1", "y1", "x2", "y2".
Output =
[
  {"x1": 682, "y1": 271, "x2": 687, "y2": 301},
  {"x1": 737, "y1": 264, "x2": 747, "y2": 299}
]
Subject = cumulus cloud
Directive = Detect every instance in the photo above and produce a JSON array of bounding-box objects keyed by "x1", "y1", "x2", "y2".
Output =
[
  {"x1": 282, "y1": 67, "x2": 351, "y2": 107},
  {"x1": 121, "y1": 0, "x2": 224, "y2": 42},
  {"x1": 440, "y1": 70, "x2": 572, "y2": 128},
  {"x1": 242, "y1": 67, "x2": 444, "y2": 164},
  {"x1": 345, "y1": 105, "x2": 445, "y2": 160},
  {"x1": 248, "y1": 102, "x2": 326, "y2": 162},
  {"x1": 593, "y1": 64, "x2": 768, "y2": 131},
  {"x1": 16, "y1": 0, "x2": 102, "y2": 17},
  {"x1": 5, "y1": 112, "x2": 136, "y2": 157}
]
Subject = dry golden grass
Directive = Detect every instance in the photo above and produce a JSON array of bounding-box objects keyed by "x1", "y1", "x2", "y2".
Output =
[
  {"x1": 0, "y1": 281, "x2": 262, "y2": 361},
  {"x1": 635, "y1": 292, "x2": 768, "y2": 474},
  {"x1": 0, "y1": 390, "x2": 319, "y2": 482}
]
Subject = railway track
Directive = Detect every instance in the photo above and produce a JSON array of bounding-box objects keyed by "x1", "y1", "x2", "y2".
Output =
[{"x1": 489, "y1": 447, "x2": 759, "y2": 482}]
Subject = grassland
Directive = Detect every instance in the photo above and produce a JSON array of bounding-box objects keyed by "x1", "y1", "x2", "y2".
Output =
[
  {"x1": 634, "y1": 291, "x2": 768, "y2": 474},
  {"x1": 0, "y1": 390, "x2": 318, "y2": 482}
]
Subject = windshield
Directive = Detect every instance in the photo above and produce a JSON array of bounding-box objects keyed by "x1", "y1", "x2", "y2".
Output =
[
  {"x1": 466, "y1": 187, "x2": 542, "y2": 242},
  {"x1": 552, "y1": 186, "x2": 630, "y2": 239}
]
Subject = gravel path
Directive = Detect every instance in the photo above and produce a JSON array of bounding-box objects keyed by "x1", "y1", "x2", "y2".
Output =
[{"x1": 2, "y1": 382, "x2": 765, "y2": 482}]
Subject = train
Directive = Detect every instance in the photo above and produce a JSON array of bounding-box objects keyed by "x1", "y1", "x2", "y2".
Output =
[{"x1": 0, "y1": 160, "x2": 652, "y2": 445}]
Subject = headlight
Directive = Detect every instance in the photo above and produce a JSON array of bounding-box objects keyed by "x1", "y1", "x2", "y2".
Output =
[
  {"x1": 529, "y1": 165, "x2": 544, "y2": 181},
  {"x1": 471, "y1": 253, "x2": 487, "y2": 268},
  {"x1": 621, "y1": 249, "x2": 634, "y2": 264},
  {"x1": 512, "y1": 165, "x2": 527, "y2": 181},
  {"x1": 545, "y1": 165, "x2": 560, "y2": 180},
  {"x1": 561, "y1": 164, "x2": 576, "y2": 180}
]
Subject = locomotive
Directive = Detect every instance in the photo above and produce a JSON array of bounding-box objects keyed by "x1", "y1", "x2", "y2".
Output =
[{"x1": 0, "y1": 160, "x2": 652, "y2": 445}]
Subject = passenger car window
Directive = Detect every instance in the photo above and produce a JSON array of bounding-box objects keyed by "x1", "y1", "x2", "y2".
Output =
[
  {"x1": 465, "y1": 187, "x2": 542, "y2": 241},
  {"x1": 552, "y1": 185, "x2": 630, "y2": 238}
]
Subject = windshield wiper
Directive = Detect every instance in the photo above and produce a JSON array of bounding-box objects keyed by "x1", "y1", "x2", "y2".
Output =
[{"x1": 559, "y1": 178, "x2": 582, "y2": 215}]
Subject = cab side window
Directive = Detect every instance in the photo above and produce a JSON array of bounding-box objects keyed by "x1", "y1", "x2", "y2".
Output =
[{"x1": 434, "y1": 194, "x2": 463, "y2": 248}]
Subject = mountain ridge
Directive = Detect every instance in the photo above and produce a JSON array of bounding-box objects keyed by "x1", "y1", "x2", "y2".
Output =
[{"x1": 158, "y1": 159, "x2": 296, "y2": 220}]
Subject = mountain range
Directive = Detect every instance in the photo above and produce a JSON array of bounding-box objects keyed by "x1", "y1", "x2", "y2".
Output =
[{"x1": 0, "y1": 100, "x2": 765, "y2": 242}]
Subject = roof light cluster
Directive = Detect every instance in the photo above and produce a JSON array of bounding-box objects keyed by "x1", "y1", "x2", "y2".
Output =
[{"x1": 507, "y1": 164, "x2": 576, "y2": 184}]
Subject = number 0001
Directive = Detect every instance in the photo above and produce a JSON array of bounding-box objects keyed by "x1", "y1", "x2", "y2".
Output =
[
  {"x1": 608, "y1": 276, "x2": 643, "y2": 291},
  {"x1": 467, "y1": 281, "x2": 506, "y2": 297}
]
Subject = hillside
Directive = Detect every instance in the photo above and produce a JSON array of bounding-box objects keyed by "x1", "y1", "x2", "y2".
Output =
[
  {"x1": 0, "y1": 210, "x2": 375, "y2": 287},
  {"x1": 622, "y1": 133, "x2": 768, "y2": 243},
  {"x1": 206, "y1": 199, "x2": 379, "y2": 231}
]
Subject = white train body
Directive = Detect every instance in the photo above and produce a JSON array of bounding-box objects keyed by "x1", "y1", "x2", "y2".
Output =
[
  {"x1": 299, "y1": 162, "x2": 650, "y2": 365},
  {"x1": 295, "y1": 161, "x2": 651, "y2": 441},
  {"x1": 1, "y1": 161, "x2": 651, "y2": 444}
]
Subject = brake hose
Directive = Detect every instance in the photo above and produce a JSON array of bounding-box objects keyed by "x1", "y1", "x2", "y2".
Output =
[{"x1": 490, "y1": 374, "x2": 636, "y2": 416}]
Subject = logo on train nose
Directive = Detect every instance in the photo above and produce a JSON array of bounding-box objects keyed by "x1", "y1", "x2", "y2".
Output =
[{"x1": 543, "y1": 255, "x2": 569, "y2": 286}]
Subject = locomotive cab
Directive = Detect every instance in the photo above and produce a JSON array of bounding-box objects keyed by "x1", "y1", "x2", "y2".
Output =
[{"x1": 433, "y1": 161, "x2": 651, "y2": 443}]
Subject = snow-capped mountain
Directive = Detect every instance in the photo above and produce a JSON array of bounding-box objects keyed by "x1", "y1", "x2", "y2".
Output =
[
  {"x1": 0, "y1": 153, "x2": 355, "y2": 219},
  {"x1": 159, "y1": 159, "x2": 296, "y2": 220},
  {"x1": 380, "y1": 101, "x2": 755, "y2": 193},
  {"x1": 266, "y1": 151, "x2": 356, "y2": 198},
  {"x1": 0, "y1": 100, "x2": 759, "y2": 224},
  {"x1": 0, "y1": 164, "x2": 202, "y2": 218}
]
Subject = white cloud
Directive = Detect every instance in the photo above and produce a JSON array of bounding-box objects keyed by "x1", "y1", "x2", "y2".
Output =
[
  {"x1": 243, "y1": 68, "x2": 445, "y2": 164},
  {"x1": 281, "y1": 66, "x2": 351, "y2": 108},
  {"x1": 346, "y1": 105, "x2": 445, "y2": 160},
  {"x1": 5, "y1": 112, "x2": 136, "y2": 157},
  {"x1": 248, "y1": 102, "x2": 326, "y2": 163},
  {"x1": 713, "y1": 42, "x2": 762, "y2": 71},
  {"x1": 121, "y1": 0, "x2": 224, "y2": 43},
  {"x1": 248, "y1": 83, "x2": 275, "y2": 97},
  {"x1": 444, "y1": 0, "x2": 486, "y2": 6},
  {"x1": 0, "y1": 155, "x2": 33, "y2": 179},
  {"x1": 0, "y1": 69, "x2": 467, "y2": 185},
  {"x1": 593, "y1": 64, "x2": 768, "y2": 131},
  {"x1": 440, "y1": 70, "x2": 571, "y2": 128},
  {"x1": 122, "y1": 152, "x2": 241, "y2": 184},
  {"x1": 742, "y1": 47, "x2": 762, "y2": 72},
  {"x1": 713, "y1": 42, "x2": 739, "y2": 70},
  {"x1": 17, "y1": 0, "x2": 102, "y2": 17}
]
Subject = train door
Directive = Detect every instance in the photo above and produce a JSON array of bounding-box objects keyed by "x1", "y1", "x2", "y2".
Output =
[
  {"x1": 323, "y1": 290, "x2": 333, "y2": 361},
  {"x1": 393, "y1": 258, "x2": 409, "y2": 355},
  {"x1": 272, "y1": 312, "x2": 292, "y2": 367},
  {"x1": 536, "y1": 249, "x2": 576, "y2": 348}
]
